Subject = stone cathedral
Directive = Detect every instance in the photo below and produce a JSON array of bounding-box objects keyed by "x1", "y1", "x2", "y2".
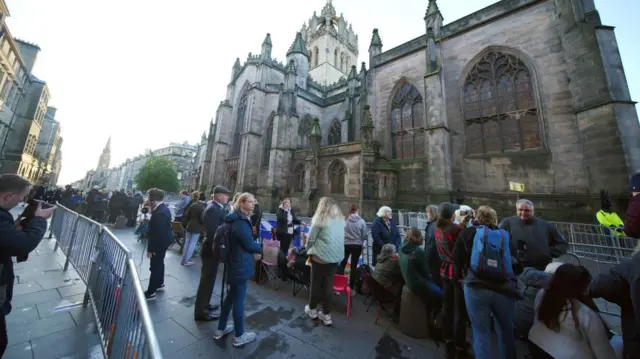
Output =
[{"x1": 199, "y1": 0, "x2": 640, "y2": 221}]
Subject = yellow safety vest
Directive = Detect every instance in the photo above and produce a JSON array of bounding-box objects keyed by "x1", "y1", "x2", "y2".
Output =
[{"x1": 596, "y1": 210, "x2": 625, "y2": 237}]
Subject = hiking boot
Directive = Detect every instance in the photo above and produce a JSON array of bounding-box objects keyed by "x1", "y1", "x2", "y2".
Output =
[
  {"x1": 317, "y1": 312, "x2": 332, "y2": 326},
  {"x1": 304, "y1": 305, "x2": 318, "y2": 319},
  {"x1": 233, "y1": 332, "x2": 257, "y2": 347}
]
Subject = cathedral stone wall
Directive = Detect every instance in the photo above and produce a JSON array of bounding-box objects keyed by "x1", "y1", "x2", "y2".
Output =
[{"x1": 441, "y1": 1, "x2": 587, "y2": 203}]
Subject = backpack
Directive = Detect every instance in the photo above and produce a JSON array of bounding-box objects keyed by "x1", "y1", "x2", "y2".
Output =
[
  {"x1": 354, "y1": 264, "x2": 373, "y2": 295},
  {"x1": 470, "y1": 225, "x2": 513, "y2": 281},
  {"x1": 212, "y1": 222, "x2": 233, "y2": 264}
]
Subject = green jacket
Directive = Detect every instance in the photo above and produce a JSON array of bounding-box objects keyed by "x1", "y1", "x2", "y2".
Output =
[
  {"x1": 373, "y1": 252, "x2": 403, "y2": 295},
  {"x1": 399, "y1": 241, "x2": 431, "y2": 293},
  {"x1": 306, "y1": 218, "x2": 345, "y2": 264}
]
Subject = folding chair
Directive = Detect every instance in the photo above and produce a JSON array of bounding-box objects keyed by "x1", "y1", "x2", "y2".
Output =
[
  {"x1": 169, "y1": 221, "x2": 184, "y2": 251},
  {"x1": 363, "y1": 273, "x2": 399, "y2": 324},
  {"x1": 258, "y1": 239, "x2": 281, "y2": 290}
]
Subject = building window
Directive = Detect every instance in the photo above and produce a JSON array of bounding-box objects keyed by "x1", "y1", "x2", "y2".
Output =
[
  {"x1": 294, "y1": 164, "x2": 305, "y2": 192},
  {"x1": 298, "y1": 115, "x2": 312, "y2": 148},
  {"x1": 463, "y1": 51, "x2": 541, "y2": 154},
  {"x1": 390, "y1": 82, "x2": 425, "y2": 159},
  {"x1": 228, "y1": 172, "x2": 237, "y2": 192},
  {"x1": 231, "y1": 91, "x2": 248, "y2": 157},
  {"x1": 334, "y1": 49, "x2": 338, "y2": 67},
  {"x1": 309, "y1": 50, "x2": 312, "y2": 67},
  {"x1": 328, "y1": 120, "x2": 341, "y2": 145},
  {"x1": 340, "y1": 53, "x2": 344, "y2": 71},
  {"x1": 262, "y1": 115, "x2": 273, "y2": 167},
  {"x1": 328, "y1": 160, "x2": 346, "y2": 194}
]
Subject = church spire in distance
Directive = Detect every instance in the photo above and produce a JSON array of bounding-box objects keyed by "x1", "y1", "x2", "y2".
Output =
[{"x1": 97, "y1": 136, "x2": 111, "y2": 171}]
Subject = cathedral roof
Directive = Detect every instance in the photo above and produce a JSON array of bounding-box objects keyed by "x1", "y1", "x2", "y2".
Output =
[{"x1": 287, "y1": 32, "x2": 308, "y2": 57}]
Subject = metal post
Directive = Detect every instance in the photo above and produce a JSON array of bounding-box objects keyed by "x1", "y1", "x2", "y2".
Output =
[
  {"x1": 47, "y1": 207, "x2": 56, "y2": 239},
  {"x1": 83, "y1": 227, "x2": 104, "y2": 308},
  {"x1": 63, "y1": 216, "x2": 80, "y2": 271}
]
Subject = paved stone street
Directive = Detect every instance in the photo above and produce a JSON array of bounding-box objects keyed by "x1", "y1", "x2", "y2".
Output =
[{"x1": 4, "y1": 224, "x2": 447, "y2": 359}]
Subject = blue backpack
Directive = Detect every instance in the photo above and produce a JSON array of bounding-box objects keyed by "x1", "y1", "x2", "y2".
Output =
[
  {"x1": 470, "y1": 225, "x2": 513, "y2": 281},
  {"x1": 213, "y1": 222, "x2": 233, "y2": 265}
]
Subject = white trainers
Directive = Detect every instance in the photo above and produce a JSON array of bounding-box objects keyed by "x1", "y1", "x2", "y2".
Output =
[
  {"x1": 212, "y1": 325, "x2": 233, "y2": 340},
  {"x1": 317, "y1": 311, "x2": 332, "y2": 326},
  {"x1": 304, "y1": 305, "x2": 318, "y2": 319},
  {"x1": 233, "y1": 332, "x2": 257, "y2": 347}
]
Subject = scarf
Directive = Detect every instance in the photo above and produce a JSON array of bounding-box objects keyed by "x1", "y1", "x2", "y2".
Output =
[{"x1": 280, "y1": 205, "x2": 294, "y2": 234}]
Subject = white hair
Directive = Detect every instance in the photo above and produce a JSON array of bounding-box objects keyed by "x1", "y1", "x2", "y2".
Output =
[
  {"x1": 376, "y1": 206, "x2": 392, "y2": 218},
  {"x1": 544, "y1": 261, "x2": 564, "y2": 274},
  {"x1": 516, "y1": 199, "x2": 534, "y2": 209}
]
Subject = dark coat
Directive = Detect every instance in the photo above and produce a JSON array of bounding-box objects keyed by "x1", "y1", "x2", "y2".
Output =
[
  {"x1": 250, "y1": 203, "x2": 263, "y2": 239},
  {"x1": 371, "y1": 216, "x2": 402, "y2": 250},
  {"x1": 624, "y1": 195, "x2": 640, "y2": 238},
  {"x1": 184, "y1": 201, "x2": 205, "y2": 233},
  {"x1": 398, "y1": 241, "x2": 441, "y2": 297},
  {"x1": 514, "y1": 267, "x2": 551, "y2": 337},
  {"x1": 424, "y1": 220, "x2": 442, "y2": 287},
  {"x1": 0, "y1": 208, "x2": 48, "y2": 315},
  {"x1": 590, "y1": 252, "x2": 640, "y2": 358},
  {"x1": 275, "y1": 207, "x2": 301, "y2": 238},
  {"x1": 202, "y1": 202, "x2": 226, "y2": 258},
  {"x1": 147, "y1": 203, "x2": 173, "y2": 253},
  {"x1": 225, "y1": 211, "x2": 262, "y2": 285}
]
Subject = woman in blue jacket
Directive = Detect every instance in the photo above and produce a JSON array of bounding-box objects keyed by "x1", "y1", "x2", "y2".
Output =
[
  {"x1": 213, "y1": 193, "x2": 262, "y2": 347},
  {"x1": 370, "y1": 206, "x2": 402, "y2": 266}
]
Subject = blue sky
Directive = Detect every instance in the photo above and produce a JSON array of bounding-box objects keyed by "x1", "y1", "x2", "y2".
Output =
[{"x1": 5, "y1": 0, "x2": 638, "y2": 185}]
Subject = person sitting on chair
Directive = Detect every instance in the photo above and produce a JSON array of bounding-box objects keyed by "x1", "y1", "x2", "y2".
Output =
[{"x1": 373, "y1": 243, "x2": 403, "y2": 297}]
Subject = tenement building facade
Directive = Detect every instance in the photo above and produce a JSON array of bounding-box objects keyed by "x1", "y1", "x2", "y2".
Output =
[{"x1": 200, "y1": 0, "x2": 640, "y2": 221}]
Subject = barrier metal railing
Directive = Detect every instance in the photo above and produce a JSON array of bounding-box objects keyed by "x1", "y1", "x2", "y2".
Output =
[{"x1": 49, "y1": 204, "x2": 163, "y2": 358}]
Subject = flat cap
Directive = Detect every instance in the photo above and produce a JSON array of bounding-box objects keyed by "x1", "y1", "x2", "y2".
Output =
[{"x1": 213, "y1": 185, "x2": 232, "y2": 195}]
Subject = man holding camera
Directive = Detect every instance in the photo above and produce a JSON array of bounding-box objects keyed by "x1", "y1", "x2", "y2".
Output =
[{"x1": 0, "y1": 174, "x2": 55, "y2": 356}]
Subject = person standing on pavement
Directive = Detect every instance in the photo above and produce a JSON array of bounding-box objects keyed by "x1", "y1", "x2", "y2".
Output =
[
  {"x1": 0, "y1": 174, "x2": 55, "y2": 357},
  {"x1": 339, "y1": 203, "x2": 368, "y2": 289},
  {"x1": 174, "y1": 190, "x2": 190, "y2": 223},
  {"x1": 213, "y1": 192, "x2": 262, "y2": 346},
  {"x1": 194, "y1": 185, "x2": 232, "y2": 321},
  {"x1": 181, "y1": 191, "x2": 205, "y2": 266},
  {"x1": 499, "y1": 199, "x2": 568, "y2": 271},
  {"x1": 144, "y1": 188, "x2": 173, "y2": 300},
  {"x1": 250, "y1": 196, "x2": 263, "y2": 241}
]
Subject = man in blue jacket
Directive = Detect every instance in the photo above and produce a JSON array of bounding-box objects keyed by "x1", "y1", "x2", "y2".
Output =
[
  {"x1": 193, "y1": 185, "x2": 232, "y2": 321},
  {"x1": 0, "y1": 174, "x2": 55, "y2": 356},
  {"x1": 144, "y1": 188, "x2": 173, "y2": 300}
]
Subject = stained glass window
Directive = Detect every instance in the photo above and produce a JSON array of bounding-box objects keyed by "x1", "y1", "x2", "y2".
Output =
[
  {"x1": 463, "y1": 51, "x2": 541, "y2": 154},
  {"x1": 390, "y1": 82, "x2": 424, "y2": 159},
  {"x1": 328, "y1": 160, "x2": 346, "y2": 194},
  {"x1": 231, "y1": 92, "x2": 248, "y2": 157}
]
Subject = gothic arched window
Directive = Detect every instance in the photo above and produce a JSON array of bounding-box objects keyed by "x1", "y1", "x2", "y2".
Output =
[
  {"x1": 298, "y1": 115, "x2": 313, "y2": 148},
  {"x1": 463, "y1": 51, "x2": 541, "y2": 154},
  {"x1": 262, "y1": 114, "x2": 274, "y2": 167},
  {"x1": 340, "y1": 52, "x2": 345, "y2": 71},
  {"x1": 231, "y1": 91, "x2": 248, "y2": 157},
  {"x1": 328, "y1": 160, "x2": 346, "y2": 194},
  {"x1": 314, "y1": 47, "x2": 319, "y2": 67},
  {"x1": 228, "y1": 172, "x2": 237, "y2": 192},
  {"x1": 328, "y1": 120, "x2": 341, "y2": 145},
  {"x1": 390, "y1": 82, "x2": 424, "y2": 159},
  {"x1": 309, "y1": 50, "x2": 313, "y2": 67},
  {"x1": 334, "y1": 49, "x2": 338, "y2": 67},
  {"x1": 294, "y1": 164, "x2": 305, "y2": 192}
]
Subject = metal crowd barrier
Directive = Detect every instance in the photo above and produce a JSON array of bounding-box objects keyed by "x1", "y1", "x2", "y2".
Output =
[{"x1": 48, "y1": 204, "x2": 163, "y2": 359}]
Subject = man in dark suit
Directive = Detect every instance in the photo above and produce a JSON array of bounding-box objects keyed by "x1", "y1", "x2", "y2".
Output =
[
  {"x1": 193, "y1": 185, "x2": 231, "y2": 321},
  {"x1": 144, "y1": 188, "x2": 173, "y2": 300}
]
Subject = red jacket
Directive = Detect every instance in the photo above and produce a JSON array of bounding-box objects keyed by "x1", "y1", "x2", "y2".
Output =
[
  {"x1": 435, "y1": 221, "x2": 465, "y2": 280},
  {"x1": 625, "y1": 195, "x2": 640, "y2": 238}
]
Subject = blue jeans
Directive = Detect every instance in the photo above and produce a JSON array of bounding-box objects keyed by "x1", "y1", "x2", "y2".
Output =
[
  {"x1": 464, "y1": 285, "x2": 516, "y2": 359},
  {"x1": 217, "y1": 281, "x2": 247, "y2": 337},
  {"x1": 182, "y1": 232, "x2": 199, "y2": 263}
]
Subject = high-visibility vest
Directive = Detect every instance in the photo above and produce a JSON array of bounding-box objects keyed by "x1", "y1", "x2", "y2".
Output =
[{"x1": 596, "y1": 210, "x2": 625, "y2": 237}]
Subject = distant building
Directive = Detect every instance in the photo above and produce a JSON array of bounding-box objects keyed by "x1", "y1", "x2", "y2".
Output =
[{"x1": 36, "y1": 107, "x2": 63, "y2": 186}]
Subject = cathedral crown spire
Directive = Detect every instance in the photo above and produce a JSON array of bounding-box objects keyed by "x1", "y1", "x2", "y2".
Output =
[{"x1": 287, "y1": 32, "x2": 308, "y2": 57}]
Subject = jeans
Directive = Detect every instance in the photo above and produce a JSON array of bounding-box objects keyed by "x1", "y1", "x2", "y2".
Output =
[
  {"x1": 464, "y1": 285, "x2": 516, "y2": 359},
  {"x1": 194, "y1": 256, "x2": 220, "y2": 317},
  {"x1": 0, "y1": 313, "x2": 6, "y2": 358},
  {"x1": 217, "y1": 281, "x2": 248, "y2": 337},
  {"x1": 182, "y1": 232, "x2": 200, "y2": 263},
  {"x1": 147, "y1": 249, "x2": 167, "y2": 294},
  {"x1": 309, "y1": 261, "x2": 337, "y2": 314},
  {"x1": 339, "y1": 245, "x2": 362, "y2": 288},
  {"x1": 441, "y1": 278, "x2": 467, "y2": 348}
]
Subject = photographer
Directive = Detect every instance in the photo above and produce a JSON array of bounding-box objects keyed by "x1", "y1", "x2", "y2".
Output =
[{"x1": 0, "y1": 174, "x2": 55, "y2": 356}]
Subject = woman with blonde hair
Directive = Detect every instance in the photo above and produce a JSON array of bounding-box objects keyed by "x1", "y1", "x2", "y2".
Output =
[
  {"x1": 304, "y1": 197, "x2": 345, "y2": 326},
  {"x1": 213, "y1": 193, "x2": 262, "y2": 347}
]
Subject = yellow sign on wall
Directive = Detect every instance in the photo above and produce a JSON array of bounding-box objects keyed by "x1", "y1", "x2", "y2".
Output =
[{"x1": 509, "y1": 181, "x2": 525, "y2": 192}]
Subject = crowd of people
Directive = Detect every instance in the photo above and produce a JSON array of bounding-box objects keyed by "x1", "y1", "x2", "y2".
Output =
[{"x1": 1, "y1": 171, "x2": 638, "y2": 358}]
